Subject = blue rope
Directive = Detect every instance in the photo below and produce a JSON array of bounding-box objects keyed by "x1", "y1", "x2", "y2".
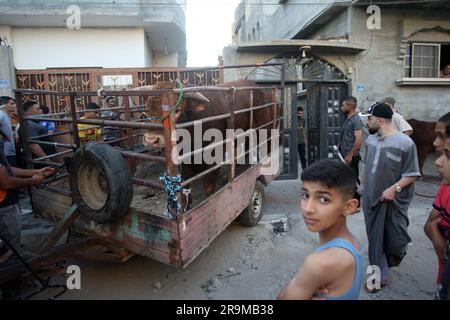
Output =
[{"x1": 159, "y1": 172, "x2": 183, "y2": 219}]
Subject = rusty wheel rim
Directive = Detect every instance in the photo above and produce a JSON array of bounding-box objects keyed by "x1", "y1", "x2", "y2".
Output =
[
  {"x1": 77, "y1": 160, "x2": 109, "y2": 210},
  {"x1": 251, "y1": 189, "x2": 263, "y2": 219}
]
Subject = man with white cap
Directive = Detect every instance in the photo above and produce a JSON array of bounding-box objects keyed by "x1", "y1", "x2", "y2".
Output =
[
  {"x1": 359, "y1": 102, "x2": 420, "y2": 292},
  {"x1": 382, "y1": 97, "x2": 413, "y2": 136}
]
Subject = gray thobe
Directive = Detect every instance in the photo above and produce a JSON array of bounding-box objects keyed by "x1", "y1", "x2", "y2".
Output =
[{"x1": 362, "y1": 132, "x2": 420, "y2": 279}]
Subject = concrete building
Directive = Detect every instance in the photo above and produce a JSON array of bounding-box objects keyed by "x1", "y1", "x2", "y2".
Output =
[
  {"x1": 224, "y1": 0, "x2": 450, "y2": 120},
  {"x1": 223, "y1": 0, "x2": 450, "y2": 165},
  {"x1": 0, "y1": 45, "x2": 16, "y2": 96},
  {"x1": 0, "y1": 0, "x2": 187, "y2": 70}
]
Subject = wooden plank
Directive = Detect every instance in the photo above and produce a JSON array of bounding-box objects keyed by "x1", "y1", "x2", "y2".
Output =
[
  {"x1": 38, "y1": 204, "x2": 80, "y2": 254},
  {"x1": 107, "y1": 236, "x2": 179, "y2": 266},
  {"x1": 70, "y1": 209, "x2": 180, "y2": 266},
  {"x1": 180, "y1": 195, "x2": 249, "y2": 250},
  {"x1": 32, "y1": 189, "x2": 72, "y2": 220},
  {"x1": 0, "y1": 238, "x2": 101, "y2": 285},
  {"x1": 178, "y1": 165, "x2": 260, "y2": 267},
  {"x1": 30, "y1": 154, "x2": 277, "y2": 268},
  {"x1": 180, "y1": 198, "x2": 250, "y2": 259},
  {"x1": 182, "y1": 165, "x2": 259, "y2": 227}
]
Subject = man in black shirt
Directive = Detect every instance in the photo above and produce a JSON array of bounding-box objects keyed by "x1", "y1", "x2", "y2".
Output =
[
  {"x1": 18, "y1": 101, "x2": 56, "y2": 161},
  {"x1": 339, "y1": 97, "x2": 363, "y2": 183},
  {"x1": 101, "y1": 96, "x2": 122, "y2": 146},
  {"x1": 0, "y1": 125, "x2": 53, "y2": 261}
]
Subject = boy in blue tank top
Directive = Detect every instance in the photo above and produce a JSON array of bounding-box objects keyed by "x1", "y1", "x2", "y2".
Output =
[{"x1": 278, "y1": 159, "x2": 364, "y2": 300}]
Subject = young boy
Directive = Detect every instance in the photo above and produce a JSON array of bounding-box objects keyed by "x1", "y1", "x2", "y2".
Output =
[
  {"x1": 278, "y1": 159, "x2": 363, "y2": 300},
  {"x1": 433, "y1": 122, "x2": 450, "y2": 300},
  {"x1": 424, "y1": 112, "x2": 450, "y2": 287}
]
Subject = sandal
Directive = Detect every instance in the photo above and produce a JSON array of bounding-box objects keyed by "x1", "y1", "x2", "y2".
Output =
[
  {"x1": 364, "y1": 279, "x2": 390, "y2": 294},
  {"x1": 365, "y1": 286, "x2": 381, "y2": 294}
]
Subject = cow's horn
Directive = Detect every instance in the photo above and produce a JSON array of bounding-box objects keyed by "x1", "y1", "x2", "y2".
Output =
[{"x1": 184, "y1": 91, "x2": 210, "y2": 103}]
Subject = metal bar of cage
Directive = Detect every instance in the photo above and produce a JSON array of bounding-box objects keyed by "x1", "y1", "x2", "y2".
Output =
[{"x1": 14, "y1": 62, "x2": 285, "y2": 202}]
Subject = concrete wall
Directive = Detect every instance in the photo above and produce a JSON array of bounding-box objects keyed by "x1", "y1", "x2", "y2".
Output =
[
  {"x1": 0, "y1": 25, "x2": 12, "y2": 44},
  {"x1": 144, "y1": 33, "x2": 154, "y2": 67},
  {"x1": 222, "y1": 46, "x2": 274, "y2": 81},
  {"x1": 0, "y1": 46, "x2": 16, "y2": 96},
  {"x1": 9, "y1": 27, "x2": 152, "y2": 69},
  {"x1": 152, "y1": 52, "x2": 179, "y2": 67},
  {"x1": 0, "y1": 0, "x2": 186, "y2": 35},
  {"x1": 308, "y1": 9, "x2": 350, "y2": 39},
  {"x1": 177, "y1": 49, "x2": 187, "y2": 67},
  {"x1": 349, "y1": 8, "x2": 450, "y2": 120},
  {"x1": 272, "y1": 1, "x2": 332, "y2": 40},
  {"x1": 234, "y1": 0, "x2": 333, "y2": 43},
  {"x1": 241, "y1": 0, "x2": 278, "y2": 42},
  {"x1": 0, "y1": 0, "x2": 187, "y2": 66},
  {"x1": 228, "y1": 3, "x2": 449, "y2": 121}
]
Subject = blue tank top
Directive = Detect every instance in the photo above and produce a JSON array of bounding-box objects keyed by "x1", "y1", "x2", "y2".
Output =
[{"x1": 314, "y1": 237, "x2": 364, "y2": 300}]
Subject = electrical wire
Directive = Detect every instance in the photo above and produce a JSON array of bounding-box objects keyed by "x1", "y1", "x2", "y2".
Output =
[{"x1": 353, "y1": 0, "x2": 374, "y2": 62}]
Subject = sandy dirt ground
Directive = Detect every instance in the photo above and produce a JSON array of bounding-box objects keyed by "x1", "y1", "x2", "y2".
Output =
[{"x1": 16, "y1": 154, "x2": 442, "y2": 300}]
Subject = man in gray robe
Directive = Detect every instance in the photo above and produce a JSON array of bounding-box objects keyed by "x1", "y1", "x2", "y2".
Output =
[{"x1": 359, "y1": 102, "x2": 420, "y2": 292}]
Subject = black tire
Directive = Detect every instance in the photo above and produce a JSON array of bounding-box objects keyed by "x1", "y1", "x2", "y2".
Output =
[
  {"x1": 238, "y1": 181, "x2": 265, "y2": 226},
  {"x1": 66, "y1": 143, "x2": 133, "y2": 224}
]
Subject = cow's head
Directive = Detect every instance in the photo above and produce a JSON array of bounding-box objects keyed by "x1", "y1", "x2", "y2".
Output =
[{"x1": 132, "y1": 81, "x2": 209, "y2": 149}]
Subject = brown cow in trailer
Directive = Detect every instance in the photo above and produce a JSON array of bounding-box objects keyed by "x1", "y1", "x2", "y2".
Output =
[{"x1": 135, "y1": 79, "x2": 278, "y2": 199}]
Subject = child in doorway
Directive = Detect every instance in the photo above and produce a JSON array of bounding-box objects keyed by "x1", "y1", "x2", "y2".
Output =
[{"x1": 278, "y1": 159, "x2": 364, "y2": 300}]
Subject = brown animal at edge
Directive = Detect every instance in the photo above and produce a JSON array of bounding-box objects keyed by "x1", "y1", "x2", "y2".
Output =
[
  {"x1": 136, "y1": 80, "x2": 278, "y2": 207},
  {"x1": 407, "y1": 119, "x2": 437, "y2": 176}
]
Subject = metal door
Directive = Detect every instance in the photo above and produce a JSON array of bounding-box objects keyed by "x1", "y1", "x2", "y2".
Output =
[
  {"x1": 307, "y1": 83, "x2": 347, "y2": 164},
  {"x1": 277, "y1": 84, "x2": 298, "y2": 180}
]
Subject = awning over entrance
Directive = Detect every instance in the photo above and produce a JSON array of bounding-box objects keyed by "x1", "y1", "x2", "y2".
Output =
[{"x1": 236, "y1": 40, "x2": 366, "y2": 56}]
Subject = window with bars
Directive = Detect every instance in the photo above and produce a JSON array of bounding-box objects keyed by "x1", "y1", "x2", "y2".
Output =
[{"x1": 404, "y1": 42, "x2": 450, "y2": 78}]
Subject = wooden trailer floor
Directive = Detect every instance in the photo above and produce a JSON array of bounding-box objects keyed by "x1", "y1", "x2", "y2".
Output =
[
  {"x1": 131, "y1": 161, "x2": 252, "y2": 217},
  {"x1": 42, "y1": 160, "x2": 253, "y2": 219}
]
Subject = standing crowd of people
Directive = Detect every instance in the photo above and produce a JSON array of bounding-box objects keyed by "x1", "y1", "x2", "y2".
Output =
[
  {"x1": 0, "y1": 96, "x2": 55, "y2": 277},
  {"x1": 0, "y1": 90, "x2": 448, "y2": 300},
  {"x1": 285, "y1": 97, "x2": 450, "y2": 300},
  {"x1": 0, "y1": 95, "x2": 121, "y2": 273}
]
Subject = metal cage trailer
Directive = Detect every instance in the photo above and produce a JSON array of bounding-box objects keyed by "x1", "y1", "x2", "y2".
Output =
[{"x1": 10, "y1": 64, "x2": 285, "y2": 272}]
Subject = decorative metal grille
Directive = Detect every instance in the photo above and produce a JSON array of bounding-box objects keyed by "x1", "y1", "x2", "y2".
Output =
[
  {"x1": 246, "y1": 58, "x2": 298, "y2": 82},
  {"x1": 16, "y1": 67, "x2": 224, "y2": 113}
]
